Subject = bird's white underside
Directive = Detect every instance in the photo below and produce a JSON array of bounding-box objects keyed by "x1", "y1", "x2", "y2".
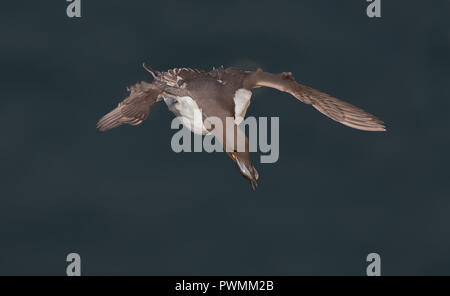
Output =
[
  {"x1": 172, "y1": 95, "x2": 207, "y2": 135},
  {"x1": 164, "y1": 88, "x2": 253, "y2": 135},
  {"x1": 233, "y1": 89, "x2": 252, "y2": 125}
]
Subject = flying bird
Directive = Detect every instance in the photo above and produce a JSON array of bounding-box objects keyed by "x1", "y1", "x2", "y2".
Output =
[{"x1": 97, "y1": 65, "x2": 386, "y2": 189}]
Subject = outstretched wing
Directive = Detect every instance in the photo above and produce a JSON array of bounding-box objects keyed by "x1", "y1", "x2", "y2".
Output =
[
  {"x1": 97, "y1": 81, "x2": 162, "y2": 131},
  {"x1": 243, "y1": 70, "x2": 386, "y2": 132}
]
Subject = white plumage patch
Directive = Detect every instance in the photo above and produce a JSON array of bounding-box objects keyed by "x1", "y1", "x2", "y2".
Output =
[
  {"x1": 172, "y1": 96, "x2": 208, "y2": 135},
  {"x1": 233, "y1": 88, "x2": 252, "y2": 125}
]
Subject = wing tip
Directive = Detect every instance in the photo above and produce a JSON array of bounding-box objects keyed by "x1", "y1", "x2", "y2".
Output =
[
  {"x1": 96, "y1": 122, "x2": 112, "y2": 132},
  {"x1": 341, "y1": 117, "x2": 387, "y2": 132},
  {"x1": 368, "y1": 126, "x2": 387, "y2": 132},
  {"x1": 365, "y1": 120, "x2": 387, "y2": 132},
  {"x1": 96, "y1": 120, "x2": 119, "y2": 132},
  {"x1": 96, "y1": 108, "x2": 123, "y2": 132}
]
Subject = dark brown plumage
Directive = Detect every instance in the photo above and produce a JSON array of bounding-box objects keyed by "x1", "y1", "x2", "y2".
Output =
[{"x1": 97, "y1": 65, "x2": 386, "y2": 189}]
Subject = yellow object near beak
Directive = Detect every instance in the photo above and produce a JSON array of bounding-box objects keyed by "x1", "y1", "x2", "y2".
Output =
[{"x1": 231, "y1": 153, "x2": 236, "y2": 160}]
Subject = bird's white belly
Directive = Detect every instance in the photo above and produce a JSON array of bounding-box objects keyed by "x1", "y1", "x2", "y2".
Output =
[
  {"x1": 233, "y1": 88, "x2": 252, "y2": 125},
  {"x1": 167, "y1": 96, "x2": 208, "y2": 135},
  {"x1": 164, "y1": 88, "x2": 252, "y2": 134}
]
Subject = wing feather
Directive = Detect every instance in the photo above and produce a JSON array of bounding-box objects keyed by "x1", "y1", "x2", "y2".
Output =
[
  {"x1": 243, "y1": 70, "x2": 386, "y2": 132},
  {"x1": 97, "y1": 81, "x2": 162, "y2": 132}
]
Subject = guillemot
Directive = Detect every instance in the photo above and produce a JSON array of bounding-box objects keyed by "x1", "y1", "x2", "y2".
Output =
[{"x1": 97, "y1": 65, "x2": 386, "y2": 189}]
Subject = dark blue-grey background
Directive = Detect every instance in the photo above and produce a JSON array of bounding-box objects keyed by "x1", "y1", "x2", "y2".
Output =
[{"x1": 1, "y1": 0, "x2": 449, "y2": 275}]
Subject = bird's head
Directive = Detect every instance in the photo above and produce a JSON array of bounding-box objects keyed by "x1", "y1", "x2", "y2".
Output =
[{"x1": 230, "y1": 152, "x2": 259, "y2": 190}]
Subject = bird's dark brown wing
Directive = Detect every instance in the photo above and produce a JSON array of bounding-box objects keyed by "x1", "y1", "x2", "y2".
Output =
[
  {"x1": 243, "y1": 69, "x2": 386, "y2": 132},
  {"x1": 97, "y1": 81, "x2": 162, "y2": 132}
]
